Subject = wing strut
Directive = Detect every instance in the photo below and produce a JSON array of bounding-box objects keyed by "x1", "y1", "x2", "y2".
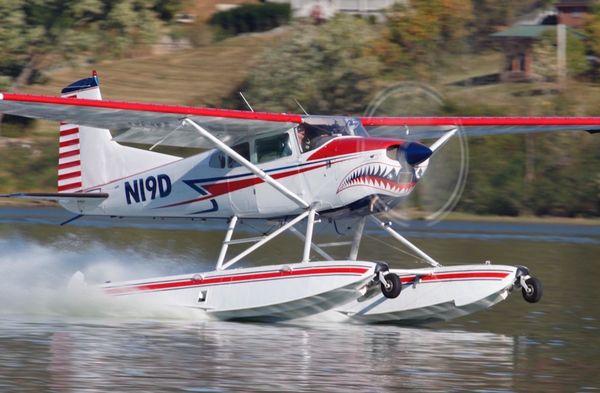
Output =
[{"x1": 183, "y1": 118, "x2": 310, "y2": 209}]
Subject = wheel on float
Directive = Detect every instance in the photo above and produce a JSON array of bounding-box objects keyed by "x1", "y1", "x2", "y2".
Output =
[
  {"x1": 381, "y1": 273, "x2": 402, "y2": 299},
  {"x1": 522, "y1": 276, "x2": 543, "y2": 303}
]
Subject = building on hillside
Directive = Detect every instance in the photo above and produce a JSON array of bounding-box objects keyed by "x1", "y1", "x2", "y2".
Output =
[
  {"x1": 556, "y1": 0, "x2": 592, "y2": 28},
  {"x1": 491, "y1": 1, "x2": 591, "y2": 81},
  {"x1": 267, "y1": 0, "x2": 404, "y2": 20},
  {"x1": 492, "y1": 25, "x2": 557, "y2": 81}
]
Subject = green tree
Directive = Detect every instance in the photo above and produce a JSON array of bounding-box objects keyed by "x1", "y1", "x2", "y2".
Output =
[
  {"x1": 383, "y1": 0, "x2": 473, "y2": 74},
  {"x1": 0, "y1": 0, "x2": 182, "y2": 128},
  {"x1": 533, "y1": 29, "x2": 590, "y2": 80},
  {"x1": 241, "y1": 15, "x2": 383, "y2": 114}
]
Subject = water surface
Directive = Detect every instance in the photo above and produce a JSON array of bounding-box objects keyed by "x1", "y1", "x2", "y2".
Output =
[{"x1": 0, "y1": 208, "x2": 598, "y2": 392}]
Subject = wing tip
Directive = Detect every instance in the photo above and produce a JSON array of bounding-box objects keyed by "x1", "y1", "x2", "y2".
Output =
[{"x1": 0, "y1": 93, "x2": 4, "y2": 100}]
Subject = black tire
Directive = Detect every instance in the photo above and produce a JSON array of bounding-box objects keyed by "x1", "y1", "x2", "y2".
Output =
[
  {"x1": 522, "y1": 276, "x2": 543, "y2": 303},
  {"x1": 381, "y1": 273, "x2": 402, "y2": 299}
]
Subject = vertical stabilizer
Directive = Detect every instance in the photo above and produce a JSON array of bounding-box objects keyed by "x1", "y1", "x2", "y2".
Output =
[{"x1": 58, "y1": 72, "x2": 179, "y2": 192}]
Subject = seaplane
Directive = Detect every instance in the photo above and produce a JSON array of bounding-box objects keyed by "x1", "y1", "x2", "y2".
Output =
[{"x1": 1, "y1": 72, "x2": 598, "y2": 323}]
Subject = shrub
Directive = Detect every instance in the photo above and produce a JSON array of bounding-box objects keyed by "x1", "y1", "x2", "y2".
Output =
[{"x1": 209, "y1": 3, "x2": 291, "y2": 36}]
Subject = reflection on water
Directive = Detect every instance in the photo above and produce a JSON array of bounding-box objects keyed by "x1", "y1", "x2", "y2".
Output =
[
  {"x1": 4, "y1": 318, "x2": 518, "y2": 392},
  {"x1": 0, "y1": 208, "x2": 598, "y2": 391}
]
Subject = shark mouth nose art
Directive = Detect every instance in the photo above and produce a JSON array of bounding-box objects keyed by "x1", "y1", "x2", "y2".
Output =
[{"x1": 337, "y1": 163, "x2": 415, "y2": 195}]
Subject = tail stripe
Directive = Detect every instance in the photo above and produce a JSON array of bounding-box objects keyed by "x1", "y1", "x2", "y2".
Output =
[
  {"x1": 57, "y1": 182, "x2": 83, "y2": 192},
  {"x1": 59, "y1": 150, "x2": 80, "y2": 159},
  {"x1": 58, "y1": 160, "x2": 81, "y2": 170},
  {"x1": 59, "y1": 128, "x2": 79, "y2": 137},
  {"x1": 58, "y1": 171, "x2": 82, "y2": 181},
  {"x1": 59, "y1": 138, "x2": 79, "y2": 148},
  {"x1": 58, "y1": 121, "x2": 82, "y2": 193}
]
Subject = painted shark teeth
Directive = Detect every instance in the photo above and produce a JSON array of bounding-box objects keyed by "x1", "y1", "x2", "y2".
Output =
[{"x1": 338, "y1": 163, "x2": 414, "y2": 195}]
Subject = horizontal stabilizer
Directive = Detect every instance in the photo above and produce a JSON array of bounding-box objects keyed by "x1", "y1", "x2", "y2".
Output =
[{"x1": 0, "y1": 192, "x2": 108, "y2": 201}]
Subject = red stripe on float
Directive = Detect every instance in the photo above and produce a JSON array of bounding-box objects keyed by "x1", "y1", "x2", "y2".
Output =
[
  {"x1": 399, "y1": 271, "x2": 509, "y2": 284},
  {"x1": 105, "y1": 266, "x2": 369, "y2": 295}
]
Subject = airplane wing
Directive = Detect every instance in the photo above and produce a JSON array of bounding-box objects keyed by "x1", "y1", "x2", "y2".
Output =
[
  {"x1": 1, "y1": 93, "x2": 599, "y2": 148},
  {"x1": 0, "y1": 93, "x2": 301, "y2": 148},
  {"x1": 360, "y1": 116, "x2": 600, "y2": 140}
]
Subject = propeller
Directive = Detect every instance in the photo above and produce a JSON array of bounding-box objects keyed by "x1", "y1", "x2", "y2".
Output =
[{"x1": 363, "y1": 82, "x2": 469, "y2": 226}]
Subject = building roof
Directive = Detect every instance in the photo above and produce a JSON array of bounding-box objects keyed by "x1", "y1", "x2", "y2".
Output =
[
  {"x1": 555, "y1": 0, "x2": 590, "y2": 7},
  {"x1": 491, "y1": 25, "x2": 555, "y2": 38}
]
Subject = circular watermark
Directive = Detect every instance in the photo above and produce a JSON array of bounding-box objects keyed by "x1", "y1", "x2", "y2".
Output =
[{"x1": 363, "y1": 82, "x2": 469, "y2": 226}]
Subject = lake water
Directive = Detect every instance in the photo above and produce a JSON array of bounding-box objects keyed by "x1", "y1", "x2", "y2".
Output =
[{"x1": 0, "y1": 208, "x2": 599, "y2": 392}]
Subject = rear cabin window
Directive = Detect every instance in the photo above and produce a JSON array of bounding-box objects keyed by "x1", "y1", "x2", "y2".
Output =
[
  {"x1": 255, "y1": 134, "x2": 292, "y2": 164},
  {"x1": 228, "y1": 142, "x2": 250, "y2": 168},
  {"x1": 209, "y1": 151, "x2": 226, "y2": 168}
]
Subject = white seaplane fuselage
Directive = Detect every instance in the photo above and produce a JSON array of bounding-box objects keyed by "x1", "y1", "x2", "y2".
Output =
[{"x1": 60, "y1": 129, "x2": 416, "y2": 220}]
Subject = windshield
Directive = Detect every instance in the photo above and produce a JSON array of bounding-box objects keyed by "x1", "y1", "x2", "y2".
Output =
[{"x1": 296, "y1": 117, "x2": 367, "y2": 152}]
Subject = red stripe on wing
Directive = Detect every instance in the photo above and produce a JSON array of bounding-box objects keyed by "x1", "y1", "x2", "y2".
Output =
[
  {"x1": 1, "y1": 93, "x2": 303, "y2": 123},
  {"x1": 360, "y1": 116, "x2": 600, "y2": 127}
]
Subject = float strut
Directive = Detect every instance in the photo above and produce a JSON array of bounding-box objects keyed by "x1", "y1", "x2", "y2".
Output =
[
  {"x1": 349, "y1": 217, "x2": 366, "y2": 261},
  {"x1": 302, "y1": 209, "x2": 316, "y2": 263},
  {"x1": 369, "y1": 216, "x2": 441, "y2": 267},
  {"x1": 216, "y1": 216, "x2": 238, "y2": 270}
]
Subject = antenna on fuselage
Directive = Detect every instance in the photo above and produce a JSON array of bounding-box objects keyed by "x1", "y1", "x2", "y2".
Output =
[
  {"x1": 293, "y1": 98, "x2": 309, "y2": 116},
  {"x1": 239, "y1": 92, "x2": 254, "y2": 112}
]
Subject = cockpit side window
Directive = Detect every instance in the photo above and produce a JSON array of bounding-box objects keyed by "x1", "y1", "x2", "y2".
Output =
[
  {"x1": 255, "y1": 133, "x2": 292, "y2": 164},
  {"x1": 296, "y1": 122, "x2": 351, "y2": 153}
]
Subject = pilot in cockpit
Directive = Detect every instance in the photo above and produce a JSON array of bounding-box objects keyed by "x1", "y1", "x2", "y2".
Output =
[
  {"x1": 296, "y1": 124, "x2": 312, "y2": 152},
  {"x1": 296, "y1": 121, "x2": 347, "y2": 153}
]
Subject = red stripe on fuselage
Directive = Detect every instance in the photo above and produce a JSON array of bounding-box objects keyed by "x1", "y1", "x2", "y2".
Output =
[
  {"x1": 104, "y1": 266, "x2": 370, "y2": 295},
  {"x1": 158, "y1": 161, "x2": 330, "y2": 209},
  {"x1": 307, "y1": 137, "x2": 406, "y2": 161}
]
